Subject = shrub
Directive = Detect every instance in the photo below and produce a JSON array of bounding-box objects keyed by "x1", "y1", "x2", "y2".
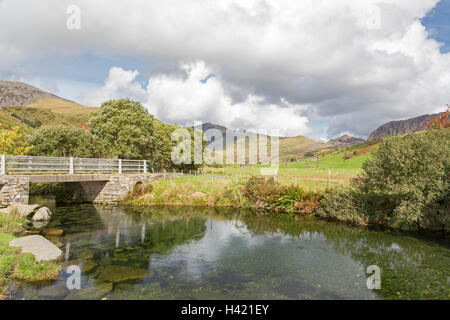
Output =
[
  {"x1": 243, "y1": 176, "x2": 282, "y2": 209},
  {"x1": 277, "y1": 185, "x2": 320, "y2": 212},
  {"x1": 317, "y1": 188, "x2": 367, "y2": 226}
]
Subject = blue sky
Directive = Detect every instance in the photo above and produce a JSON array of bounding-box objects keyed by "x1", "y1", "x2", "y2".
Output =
[
  {"x1": 1, "y1": 0, "x2": 450, "y2": 140},
  {"x1": 422, "y1": 0, "x2": 450, "y2": 53}
]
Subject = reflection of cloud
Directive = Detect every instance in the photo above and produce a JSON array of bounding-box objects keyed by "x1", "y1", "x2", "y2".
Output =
[{"x1": 149, "y1": 219, "x2": 277, "y2": 279}]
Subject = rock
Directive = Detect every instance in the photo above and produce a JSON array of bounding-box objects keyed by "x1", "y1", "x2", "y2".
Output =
[
  {"x1": 2, "y1": 203, "x2": 40, "y2": 218},
  {"x1": 24, "y1": 230, "x2": 41, "y2": 235},
  {"x1": 38, "y1": 284, "x2": 70, "y2": 299},
  {"x1": 81, "y1": 261, "x2": 98, "y2": 273},
  {"x1": 42, "y1": 229, "x2": 64, "y2": 237},
  {"x1": 31, "y1": 207, "x2": 52, "y2": 221},
  {"x1": 9, "y1": 235, "x2": 63, "y2": 262},
  {"x1": 79, "y1": 248, "x2": 95, "y2": 259},
  {"x1": 98, "y1": 265, "x2": 149, "y2": 283},
  {"x1": 66, "y1": 282, "x2": 113, "y2": 300},
  {"x1": 32, "y1": 220, "x2": 49, "y2": 229},
  {"x1": 50, "y1": 239, "x2": 64, "y2": 248}
]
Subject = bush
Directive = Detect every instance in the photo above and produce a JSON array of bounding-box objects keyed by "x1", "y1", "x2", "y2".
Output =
[
  {"x1": 319, "y1": 129, "x2": 450, "y2": 232},
  {"x1": 243, "y1": 176, "x2": 282, "y2": 210},
  {"x1": 317, "y1": 188, "x2": 367, "y2": 226},
  {"x1": 244, "y1": 176, "x2": 322, "y2": 212},
  {"x1": 277, "y1": 185, "x2": 320, "y2": 212}
]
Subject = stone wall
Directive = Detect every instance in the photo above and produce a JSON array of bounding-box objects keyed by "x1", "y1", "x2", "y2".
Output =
[
  {"x1": 0, "y1": 175, "x2": 30, "y2": 206},
  {"x1": 92, "y1": 173, "x2": 183, "y2": 205}
]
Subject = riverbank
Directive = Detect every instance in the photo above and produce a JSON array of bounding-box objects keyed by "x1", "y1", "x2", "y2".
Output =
[
  {"x1": 123, "y1": 175, "x2": 323, "y2": 216},
  {"x1": 0, "y1": 210, "x2": 61, "y2": 299}
]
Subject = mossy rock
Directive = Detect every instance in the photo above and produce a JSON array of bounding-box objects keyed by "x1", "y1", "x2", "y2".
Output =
[
  {"x1": 81, "y1": 261, "x2": 98, "y2": 273},
  {"x1": 98, "y1": 265, "x2": 150, "y2": 283},
  {"x1": 66, "y1": 282, "x2": 113, "y2": 300},
  {"x1": 38, "y1": 283, "x2": 70, "y2": 299},
  {"x1": 79, "y1": 248, "x2": 95, "y2": 259}
]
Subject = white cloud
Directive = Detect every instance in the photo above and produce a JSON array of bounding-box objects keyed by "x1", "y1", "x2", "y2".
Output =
[
  {"x1": 82, "y1": 67, "x2": 146, "y2": 106},
  {"x1": 85, "y1": 62, "x2": 311, "y2": 137},
  {"x1": 1, "y1": 0, "x2": 450, "y2": 137}
]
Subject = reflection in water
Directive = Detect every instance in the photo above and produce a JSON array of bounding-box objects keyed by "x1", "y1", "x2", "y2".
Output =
[{"x1": 9, "y1": 202, "x2": 450, "y2": 300}]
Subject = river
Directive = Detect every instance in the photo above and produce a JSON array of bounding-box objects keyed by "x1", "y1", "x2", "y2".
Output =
[{"x1": 7, "y1": 196, "x2": 450, "y2": 300}]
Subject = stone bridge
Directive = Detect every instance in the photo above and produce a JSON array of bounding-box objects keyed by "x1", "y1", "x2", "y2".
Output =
[{"x1": 0, "y1": 155, "x2": 183, "y2": 206}]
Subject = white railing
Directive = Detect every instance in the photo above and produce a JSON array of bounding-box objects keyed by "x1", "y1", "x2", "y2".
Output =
[{"x1": 0, "y1": 155, "x2": 148, "y2": 175}]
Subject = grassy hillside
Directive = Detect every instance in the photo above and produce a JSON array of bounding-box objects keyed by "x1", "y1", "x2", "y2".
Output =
[
  {"x1": 292, "y1": 140, "x2": 380, "y2": 169},
  {"x1": 279, "y1": 135, "x2": 327, "y2": 161},
  {"x1": 0, "y1": 98, "x2": 96, "y2": 131}
]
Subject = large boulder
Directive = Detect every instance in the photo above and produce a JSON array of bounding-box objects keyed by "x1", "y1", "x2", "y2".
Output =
[
  {"x1": 31, "y1": 207, "x2": 52, "y2": 221},
  {"x1": 9, "y1": 235, "x2": 63, "y2": 262},
  {"x1": 0, "y1": 203, "x2": 40, "y2": 218}
]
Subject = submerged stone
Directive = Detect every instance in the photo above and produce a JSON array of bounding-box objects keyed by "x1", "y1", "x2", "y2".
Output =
[
  {"x1": 42, "y1": 229, "x2": 64, "y2": 237},
  {"x1": 38, "y1": 283, "x2": 70, "y2": 299},
  {"x1": 82, "y1": 261, "x2": 98, "y2": 273},
  {"x1": 79, "y1": 248, "x2": 95, "y2": 259},
  {"x1": 66, "y1": 282, "x2": 113, "y2": 300},
  {"x1": 98, "y1": 265, "x2": 150, "y2": 283}
]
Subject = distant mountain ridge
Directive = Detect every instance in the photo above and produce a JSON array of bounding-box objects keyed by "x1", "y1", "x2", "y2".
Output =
[
  {"x1": 367, "y1": 112, "x2": 445, "y2": 141},
  {"x1": 328, "y1": 135, "x2": 365, "y2": 148}
]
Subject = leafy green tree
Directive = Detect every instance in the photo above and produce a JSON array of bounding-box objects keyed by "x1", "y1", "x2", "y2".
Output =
[
  {"x1": 88, "y1": 99, "x2": 155, "y2": 160},
  {"x1": 27, "y1": 125, "x2": 100, "y2": 157},
  {"x1": 150, "y1": 120, "x2": 178, "y2": 171},
  {"x1": 0, "y1": 127, "x2": 33, "y2": 155}
]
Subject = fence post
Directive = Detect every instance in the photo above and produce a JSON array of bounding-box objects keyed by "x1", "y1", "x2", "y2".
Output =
[
  {"x1": 327, "y1": 169, "x2": 331, "y2": 190},
  {"x1": 143, "y1": 160, "x2": 147, "y2": 174},
  {"x1": 69, "y1": 157, "x2": 74, "y2": 174},
  {"x1": 118, "y1": 159, "x2": 122, "y2": 174},
  {"x1": 294, "y1": 177, "x2": 298, "y2": 187},
  {"x1": 0, "y1": 155, "x2": 5, "y2": 175}
]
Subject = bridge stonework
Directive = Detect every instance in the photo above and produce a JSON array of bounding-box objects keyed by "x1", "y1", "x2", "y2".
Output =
[
  {"x1": 0, "y1": 176, "x2": 30, "y2": 205},
  {"x1": 0, "y1": 173, "x2": 182, "y2": 206}
]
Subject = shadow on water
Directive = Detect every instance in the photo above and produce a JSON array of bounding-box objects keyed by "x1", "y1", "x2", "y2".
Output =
[{"x1": 8, "y1": 200, "x2": 450, "y2": 300}]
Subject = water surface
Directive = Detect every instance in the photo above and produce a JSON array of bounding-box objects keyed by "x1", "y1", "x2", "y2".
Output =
[{"x1": 8, "y1": 199, "x2": 450, "y2": 300}]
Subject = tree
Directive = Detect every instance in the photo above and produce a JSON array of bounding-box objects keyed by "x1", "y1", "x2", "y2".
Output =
[
  {"x1": 426, "y1": 107, "x2": 449, "y2": 129},
  {"x1": 0, "y1": 127, "x2": 33, "y2": 155},
  {"x1": 88, "y1": 99, "x2": 155, "y2": 160},
  {"x1": 319, "y1": 128, "x2": 450, "y2": 232},
  {"x1": 151, "y1": 120, "x2": 178, "y2": 170},
  {"x1": 27, "y1": 125, "x2": 100, "y2": 157}
]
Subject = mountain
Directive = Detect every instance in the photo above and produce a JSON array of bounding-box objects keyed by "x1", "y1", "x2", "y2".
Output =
[
  {"x1": 194, "y1": 122, "x2": 369, "y2": 162},
  {"x1": 367, "y1": 112, "x2": 445, "y2": 141},
  {"x1": 0, "y1": 80, "x2": 68, "y2": 106},
  {"x1": 0, "y1": 80, "x2": 96, "y2": 131},
  {"x1": 328, "y1": 135, "x2": 365, "y2": 148}
]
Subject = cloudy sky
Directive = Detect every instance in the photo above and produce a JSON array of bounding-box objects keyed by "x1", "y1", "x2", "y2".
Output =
[{"x1": 1, "y1": 0, "x2": 449, "y2": 139}]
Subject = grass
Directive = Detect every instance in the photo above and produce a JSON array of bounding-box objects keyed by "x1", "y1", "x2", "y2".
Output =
[
  {"x1": 0, "y1": 209, "x2": 61, "y2": 299},
  {"x1": 124, "y1": 174, "x2": 324, "y2": 215},
  {"x1": 0, "y1": 98, "x2": 96, "y2": 131}
]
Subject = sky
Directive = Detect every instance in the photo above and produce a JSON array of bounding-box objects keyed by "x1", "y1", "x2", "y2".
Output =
[{"x1": 1, "y1": 0, "x2": 449, "y2": 140}]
